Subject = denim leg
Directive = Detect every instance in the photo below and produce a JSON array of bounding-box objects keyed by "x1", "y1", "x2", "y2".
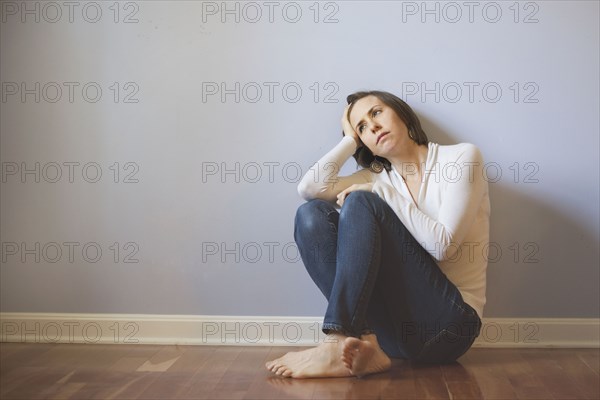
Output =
[
  {"x1": 321, "y1": 191, "x2": 385, "y2": 337},
  {"x1": 322, "y1": 191, "x2": 481, "y2": 362},
  {"x1": 294, "y1": 199, "x2": 340, "y2": 300}
]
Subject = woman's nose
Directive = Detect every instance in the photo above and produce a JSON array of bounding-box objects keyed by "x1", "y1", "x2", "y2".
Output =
[{"x1": 369, "y1": 122, "x2": 381, "y2": 134}]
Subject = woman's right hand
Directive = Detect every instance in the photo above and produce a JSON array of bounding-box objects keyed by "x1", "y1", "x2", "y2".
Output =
[{"x1": 342, "y1": 104, "x2": 362, "y2": 148}]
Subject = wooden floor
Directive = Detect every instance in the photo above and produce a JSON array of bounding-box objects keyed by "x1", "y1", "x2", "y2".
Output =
[{"x1": 0, "y1": 343, "x2": 598, "y2": 399}]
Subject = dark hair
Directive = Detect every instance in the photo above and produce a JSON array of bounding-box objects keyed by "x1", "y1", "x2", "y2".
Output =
[{"x1": 345, "y1": 90, "x2": 428, "y2": 172}]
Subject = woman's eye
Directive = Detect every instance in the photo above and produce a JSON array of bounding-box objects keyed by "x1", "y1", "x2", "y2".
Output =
[
  {"x1": 358, "y1": 125, "x2": 365, "y2": 134},
  {"x1": 373, "y1": 109, "x2": 381, "y2": 116}
]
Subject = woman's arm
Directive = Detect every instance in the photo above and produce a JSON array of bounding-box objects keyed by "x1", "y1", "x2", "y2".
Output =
[
  {"x1": 297, "y1": 136, "x2": 372, "y2": 203},
  {"x1": 372, "y1": 143, "x2": 489, "y2": 262},
  {"x1": 298, "y1": 105, "x2": 372, "y2": 203}
]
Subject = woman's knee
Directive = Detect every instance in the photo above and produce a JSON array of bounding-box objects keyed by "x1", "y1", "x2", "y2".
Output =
[
  {"x1": 340, "y1": 191, "x2": 383, "y2": 216},
  {"x1": 344, "y1": 190, "x2": 380, "y2": 203},
  {"x1": 294, "y1": 199, "x2": 338, "y2": 237}
]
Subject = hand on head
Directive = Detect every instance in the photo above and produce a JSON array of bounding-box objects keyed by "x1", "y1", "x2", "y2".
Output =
[{"x1": 342, "y1": 104, "x2": 363, "y2": 148}]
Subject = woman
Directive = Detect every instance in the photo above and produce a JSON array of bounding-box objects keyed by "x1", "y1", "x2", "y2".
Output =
[{"x1": 266, "y1": 90, "x2": 490, "y2": 378}]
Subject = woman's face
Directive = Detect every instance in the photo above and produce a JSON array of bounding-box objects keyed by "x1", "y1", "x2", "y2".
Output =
[{"x1": 348, "y1": 95, "x2": 410, "y2": 157}]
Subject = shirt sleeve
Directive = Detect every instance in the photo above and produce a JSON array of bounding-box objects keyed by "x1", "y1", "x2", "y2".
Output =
[
  {"x1": 297, "y1": 136, "x2": 373, "y2": 203},
  {"x1": 371, "y1": 143, "x2": 487, "y2": 262}
]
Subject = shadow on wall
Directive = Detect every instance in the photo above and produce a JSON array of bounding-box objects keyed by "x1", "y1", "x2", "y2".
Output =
[{"x1": 420, "y1": 116, "x2": 599, "y2": 319}]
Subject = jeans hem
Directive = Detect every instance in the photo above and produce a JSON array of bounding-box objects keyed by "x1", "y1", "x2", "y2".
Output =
[{"x1": 322, "y1": 323, "x2": 373, "y2": 338}]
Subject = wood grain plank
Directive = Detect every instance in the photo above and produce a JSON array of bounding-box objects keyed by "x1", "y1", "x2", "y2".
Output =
[
  {"x1": 177, "y1": 346, "x2": 244, "y2": 399},
  {"x1": 0, "y1": 343, "x2": 598, "y2": 400},
  {"x1": 577, "y1": 348, "x2": 599, "y2": 375},
  {"x1": 521, "y1": 348, "x2": 588, "y2": 399},
  {"x1": 552, "y1": 349, "x2": 600, "y2": 400},
  {"x1": 441, "y1": 360, "x2": 486, "y2": 400},
  {"x1": 459, "y1": 349, "x2": 518, "y2": 399},
  {"x1": 379, "y1": 359, "x2": 419, "y2": 400},
  {"x1": 411, "y1": 363, "x2": 452, "y2": 399}
]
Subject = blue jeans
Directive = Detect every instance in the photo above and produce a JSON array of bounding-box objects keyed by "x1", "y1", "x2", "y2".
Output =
[{"x1": 294, "y1": 191, "x2": 482, "y2": 364}]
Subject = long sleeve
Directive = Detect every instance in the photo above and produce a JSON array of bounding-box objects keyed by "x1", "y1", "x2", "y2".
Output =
[
  {"x1": 297, "y1": 136, "x2": 373, "y2": 203},
  {"x1": 371, "y1": 144, "x2": 488, "y2": 263}
]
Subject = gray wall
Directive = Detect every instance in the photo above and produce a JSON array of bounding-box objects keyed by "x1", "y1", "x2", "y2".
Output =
[{"x1": 1, "y1": 1, "x2": 598, "y2": 318}]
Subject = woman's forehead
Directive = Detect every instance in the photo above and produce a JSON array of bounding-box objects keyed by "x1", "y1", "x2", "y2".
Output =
[{"x1": 350, "y1": 96, "x2": 382, "y2": 124}]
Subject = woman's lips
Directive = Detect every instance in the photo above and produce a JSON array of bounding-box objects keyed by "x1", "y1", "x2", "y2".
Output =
[{"x1": 376, "y1": 132, "x2": 389, "y2": 144}]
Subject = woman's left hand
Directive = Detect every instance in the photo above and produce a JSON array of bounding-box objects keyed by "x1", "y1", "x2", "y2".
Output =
[{"x1": 336, "y1": 183, "x2": 374, "y2": 207}]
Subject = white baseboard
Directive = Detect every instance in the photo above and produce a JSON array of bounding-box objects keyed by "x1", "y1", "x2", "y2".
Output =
[{"x1": 0, "y1": 313, "x2": 598, "y2": 348}]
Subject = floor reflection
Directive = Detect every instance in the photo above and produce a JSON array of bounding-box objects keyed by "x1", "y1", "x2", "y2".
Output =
[{"x1": 266, "y1": 358, "x2": 484, "y2": 399}]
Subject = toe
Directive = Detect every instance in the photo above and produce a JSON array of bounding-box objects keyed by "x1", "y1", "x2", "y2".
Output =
[
  {"x1": 274, "y1": 365, "x2": 287, "y2": 375},
  {"x1": 281, "y1": 369, "x2": 293, "y2": 378},
  {"x1": 269, "y1": 362, "x2": 282, "y2": 372},
  {"x1": 341, "y1": 353, "x2": 351, "y2": 364}
]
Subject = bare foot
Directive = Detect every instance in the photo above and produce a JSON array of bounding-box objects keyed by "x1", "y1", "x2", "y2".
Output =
[
  {"x1": 341, "y1": 334, "x2": 392, "y2": 378},
  {"x1": 265, "y1": 333, "x2": 352, "y2": 378}
]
